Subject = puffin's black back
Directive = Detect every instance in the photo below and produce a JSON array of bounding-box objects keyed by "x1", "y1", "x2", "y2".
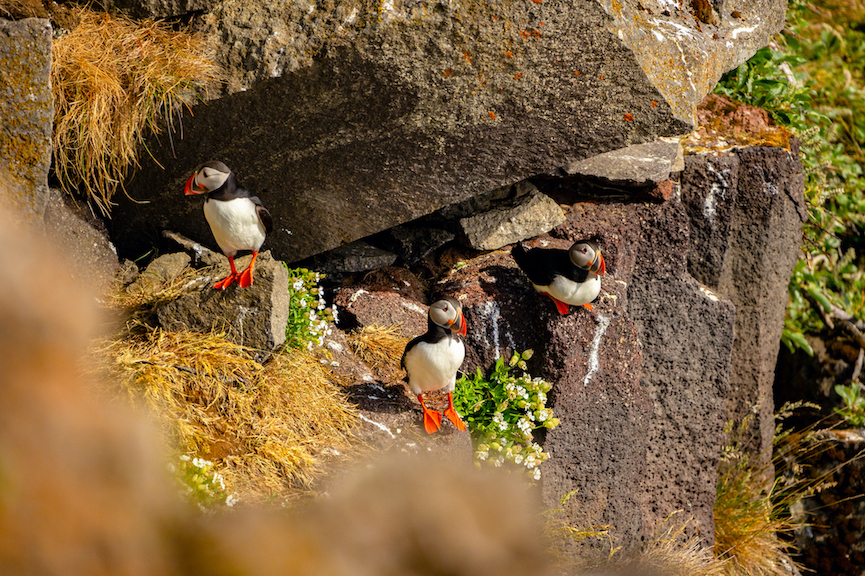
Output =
[{"x1": 511, "y1": 243, "x2": 591, "y2": 285}]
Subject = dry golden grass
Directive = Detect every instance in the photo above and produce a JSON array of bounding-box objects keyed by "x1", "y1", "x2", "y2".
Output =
[
  {"x1": 712, "y1": 409, "x2": 816, "y2": 576},
  {"x1": 100, "y1": 329, "x2": 358, "y2": 502},
  {"x1": 641, "y1": 514, "x2": 726, "y2": 576},
  {"x1": 52, "y1": 7, "x2": 219, "y2": 214},
  {"x1": 346, "y1": 325, "x2": 409, "y2": 379}
]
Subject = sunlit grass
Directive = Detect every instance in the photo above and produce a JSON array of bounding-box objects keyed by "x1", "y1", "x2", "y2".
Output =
[{"x1": 51, "y1": 7, "x2": 219, "y2": 214}]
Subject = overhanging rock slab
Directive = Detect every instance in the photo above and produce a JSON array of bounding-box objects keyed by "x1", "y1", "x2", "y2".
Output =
[{"x1": 111, "y1": 0, "x2": 786, "y2": 263}]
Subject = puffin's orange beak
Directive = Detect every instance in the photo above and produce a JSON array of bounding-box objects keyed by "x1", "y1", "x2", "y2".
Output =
[
  {"x1": 591, "y1": 251, "x2": 606, "y2": 275},
  {"x1": 184, "y1": 174, "x2": 200, "y2": 196},
  {"x1": 453, "y1": 311, "x2": 467, "y2": 336}
]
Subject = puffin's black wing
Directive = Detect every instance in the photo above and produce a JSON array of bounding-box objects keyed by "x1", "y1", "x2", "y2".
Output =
[
  {"x1": 512, "y1": 243, "x2": 589, "y2": 285},
  {"x1": 400, "y1": 334, "x2": 425, "y2": 373},
  {"x1": 250, "y1": 196, "x2": 273, "y2": 233}
]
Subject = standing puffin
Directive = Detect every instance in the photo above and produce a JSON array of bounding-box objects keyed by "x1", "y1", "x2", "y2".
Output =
[
  {"x1": 401, "y1": 297, "x2": 468, "y2": 434},
  {"x1": 512, "y1": 240, "x2": 606, "y2": 315},
  {"x1": 184, "y1": 161, "x2": 272, "y2": 289}
]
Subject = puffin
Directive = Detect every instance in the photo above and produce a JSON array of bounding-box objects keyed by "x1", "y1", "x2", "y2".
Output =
[
  {"x1": 184, "y1": 161, "x2": 273, "y2": 289},
  {"x1": 511, "y1": 239, "x2": 606, "y2": 315},
  {"x1": 401, "y1": 297, "x2": 468, "y2": 434}
]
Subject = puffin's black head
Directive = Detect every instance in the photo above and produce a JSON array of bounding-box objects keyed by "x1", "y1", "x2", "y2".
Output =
[
  {"x1": 429, "y1": 297, "x2": 467, "y2": 336},
  {"x1": 184, "y1": 161, "x2": 233, "y2": 196},
  {"x1": 569, "y1": 240, "x2": 605, "y2": 275}
]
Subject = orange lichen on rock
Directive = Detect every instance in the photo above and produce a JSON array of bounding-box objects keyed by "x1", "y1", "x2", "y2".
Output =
[
  {"x1": 682, "y1": 94, "x2": 793, "y2": 153},
  {"x1": 514, "y1": 72, "x2": 524, "y2": 79},
  {"x1": 624, "y1": 113, "x2": 634, "y2": 122},
  {"x1": 651, "y1": 100, "x2": 658, "y2": 108},
  {"x1": 488, "y1": 111, "x2": 496, "y2": 120}
]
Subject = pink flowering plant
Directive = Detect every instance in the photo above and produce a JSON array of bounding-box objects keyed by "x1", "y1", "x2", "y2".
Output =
[
  {"x1": 453, "y1": 350, "x2": 559, "y2": 480},
  {"x1": 284, "y1": 266, "x2": 336, "y2": 350}
]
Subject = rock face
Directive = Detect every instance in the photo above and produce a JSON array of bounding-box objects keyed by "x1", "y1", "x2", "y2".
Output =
[
  {"x1": 439, "y1": 196, "x2": 736, "y2": 550},
  {"x1": 42, "y1": 188, "x2": 120, "y2": 292},
  {"x1": 682, "y1": 145, "x2": 806, "y2": 457},
  {"x1": 150, "y1": 252, "x2": 290, "y2": 358},
  {"x1": 109, "y1": 0, "x2": 786, "y2": 263},
  {"x1": 0, "y1": 17, "x2": 53, "y2": 220}
]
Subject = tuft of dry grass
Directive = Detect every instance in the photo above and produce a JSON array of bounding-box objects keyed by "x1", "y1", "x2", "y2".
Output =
[
  {"x1": 100, "y1": 329, "x2": 357, "y2": 502},
  {"x1": 640, "y1": 513, "x2": 727, "y2": 576},
  {"x1": 713, "y1": 408, "x2": 817, "y2": 576},
  {"x1": 346, "y1": 325, "x2": 409, "y2": 379},
  {"x1": 51, "y1": 7, "x2": 219, "y2": 214}
]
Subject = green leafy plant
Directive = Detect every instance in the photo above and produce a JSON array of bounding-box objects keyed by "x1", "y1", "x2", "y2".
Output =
[
  {"x1": 454, "y1": 350, "x2": 559, "y2": 480},
  {"x1": 714, "y1": 46, "x2": 817, "y2": 132},
  {"x1": 284, "y1": 266, "x2": 335, "y2": 350},
  {"x1": 714, "y1": 1, "x2": 865, "y2": 357},
  {"x1": 833, "y1": 383, "x2": 865, "y2": 427},
  {"x1": 171, "y1": 455, "x2": 238, "y2": 510}
]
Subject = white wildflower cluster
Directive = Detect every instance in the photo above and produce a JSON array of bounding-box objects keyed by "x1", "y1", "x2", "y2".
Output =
[
  {"x1": 460, "y1": 350, "x2": 559, "y2": 481},
  {"x1": 174, "y1": 455, "x2": 238, "y2": 510},
  {"x1": 285, "y1": 267, "x2": 336, "y2": 349}
]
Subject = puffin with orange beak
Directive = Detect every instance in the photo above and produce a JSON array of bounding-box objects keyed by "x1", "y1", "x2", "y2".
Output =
[
  {"x1": 401, "y1": 297, "x2": 468, "y2": 434},
  {"x1": 184, "y1": 161, "x2": 272, "y2": 289},
  {"x1": 511, "y1": 239, "x2": 606, "y2": 315}
]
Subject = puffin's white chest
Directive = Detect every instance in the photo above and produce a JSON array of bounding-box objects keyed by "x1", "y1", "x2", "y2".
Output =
[
  {"x1": 203, "y1": 197, "x2": 266, "y2": 256},
  {"x1": 533, "y1": 273, "x2": 601, "y2": 306},
  {"x1": 403, "y1": 337, "x2": 465, "y2": 395}
]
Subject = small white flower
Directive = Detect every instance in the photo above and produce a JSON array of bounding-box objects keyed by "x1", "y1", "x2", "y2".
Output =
[
  {"x1": 477, "y1": 451, "x2": 489, "y2": 461},
  {"x1": 533, "y1": 468, "x2": 541, "y2": 480},
  {"x1": 300, "y1": 299, "x2": 308, "y2": 308},
  {"x1": 225, "y1": 494, "x2": 239, "y2": 507},
  {"x1": 514, "y1": 454, "x2": 524, "y2": 465},
  {"x1": 292, "y1": 279, "x2": 304, "y2": 291},
  {"x1": 331, "y1": 307, "x2": 339, "y2": 323},
  {"x1": 493, "y1": 456, "x2": 504, "y2": 468},
  {"x1": 306, "y1": 341, "x2": 313, "y2": 350},
  {"x1": 538, "y1": 392, "x2": 547, "y2": 404},
  {"x1": 179, "y1": 455, "x2": 191, "y2": 462}
]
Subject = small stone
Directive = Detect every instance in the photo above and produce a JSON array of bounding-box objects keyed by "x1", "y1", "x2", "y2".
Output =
[
  {"x1": 126, "y1": 252, "x2": 191, "y2": 296},
  {"x1": 458, "y1": 185, "x2": 565, "y2": 251},
  {"x1": 567, "y1": 137, "x2": 684, "y2": 186}
]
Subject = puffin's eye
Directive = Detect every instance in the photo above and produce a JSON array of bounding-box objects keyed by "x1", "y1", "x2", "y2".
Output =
[{"x1": 581, "y1": 248, "x2": 587, "y2": 253}]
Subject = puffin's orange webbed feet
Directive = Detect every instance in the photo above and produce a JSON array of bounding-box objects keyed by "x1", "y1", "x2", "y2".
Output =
[
  {"x1": 213, "y1": 273, "x2": 238, "y2": 290},
  {"x1": 238, "y1": 267, "x2": 254, "y2": 288},
  {"x1": 423, "y1": 408, "x2": 443, "y2": 434},
  {"x1": 547, "y1": 294, "x2": 570, "y2": 315},
  {"x1": 237, "y1": 251, "x2": 258, "y2": 288},
  {"x1": 581, "y1": 302, "x2": 594, "y2": 311},
  {"x1": 418, "y1": 394, "x2": 442, "y2": 434},
  {"x1": 444, "y1": 393, "x2": 466, "y2": 431}
]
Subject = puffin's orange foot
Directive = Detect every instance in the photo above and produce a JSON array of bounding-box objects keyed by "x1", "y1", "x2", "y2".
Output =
[
  {"x1": 546, "y1": 294, "x2": 570, "y2": 315},
  {"x1": 581, "y1": 303, "x2": 594, "y2": 311},
  {"x1": 238, "y1": 266, "x2": 254, "y2": 288},
  {"x1": 213, "y1": 273, "x2": 238, "y2": 290},
  {"x1": 444, "y1": 405, "x2": 467, "y2": 431},
  {"x1": 422, "y1": 408, "x2": 443, "y2": 434}
]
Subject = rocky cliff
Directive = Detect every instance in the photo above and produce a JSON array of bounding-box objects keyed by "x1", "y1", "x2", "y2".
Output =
[{"x1": 0, "y1": 0, "x2": 802, "y2": 560}]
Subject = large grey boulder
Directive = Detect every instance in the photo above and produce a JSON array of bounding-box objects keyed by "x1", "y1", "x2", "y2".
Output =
[
  {"x1": 110, "y1": 0, "x2": 785, "y2": 263},
  {"x1": 0, "y1": 18, "x2": 52, "y2": 220}
]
